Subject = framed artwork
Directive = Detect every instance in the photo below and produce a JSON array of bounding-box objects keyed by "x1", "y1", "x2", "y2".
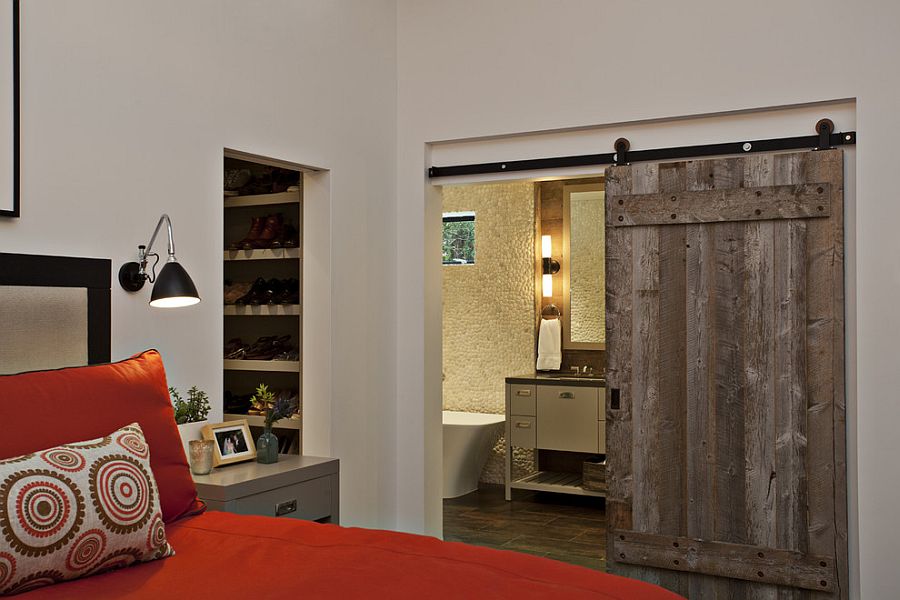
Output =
[
  {"x1": 0, "y1": 0, "x2": 19, "y2": 217},
  {"x1": 202, "y1": 419, "x2": 257, "y2": 467}
]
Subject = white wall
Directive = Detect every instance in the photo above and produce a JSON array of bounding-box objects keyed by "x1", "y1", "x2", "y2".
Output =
[
  {"x1": 0, "y1": 0, "x2": 398, "y2": 529},
  {"x1": 397, "y1": 1, "x2": 900, "y2": 597}
]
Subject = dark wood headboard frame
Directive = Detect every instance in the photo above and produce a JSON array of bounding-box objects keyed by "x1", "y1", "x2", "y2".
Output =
[{"x1": 0, "y1": 253, "x2": 111, "y2": 364}]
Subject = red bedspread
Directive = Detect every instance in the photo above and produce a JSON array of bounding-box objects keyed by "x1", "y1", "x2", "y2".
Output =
[{"x1": 19, "y1": 511, "x2": 680, "y2": 599}]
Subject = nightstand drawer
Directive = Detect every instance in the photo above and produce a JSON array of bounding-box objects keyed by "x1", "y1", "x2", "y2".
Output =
[
  {"x1": 510, "y1": 416, "x2": 536, "y2": 448},
  {"x1": 509, "y1": 384, "x2": 536, "y2": 415},
  {"x1": 233, "y1": 475, "x2": 332, "y2": 521}
]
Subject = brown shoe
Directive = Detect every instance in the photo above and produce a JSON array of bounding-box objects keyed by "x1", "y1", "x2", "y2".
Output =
[
  {"x1": 228, "y1": 216, "x2": 264, "y2": 250},
  {"x1": 248, "y1": 214, "x2": 284, "y2": 249}
]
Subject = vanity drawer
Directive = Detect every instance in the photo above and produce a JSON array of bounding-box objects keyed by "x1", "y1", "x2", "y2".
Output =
[
  {"x1": 536, "y1": 385, "x2": 600, "y2": 453},
  {"x1": 509, "y1": 416, "x2": 536, "y2": 448},
  {"x1": 509, "y1": 384, "x2": 536, "y2": 416}
]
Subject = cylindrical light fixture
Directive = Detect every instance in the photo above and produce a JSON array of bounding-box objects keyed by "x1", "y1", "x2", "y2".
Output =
[{"x1": 540, "y1": 234, "x2": 559, "y2": 297}]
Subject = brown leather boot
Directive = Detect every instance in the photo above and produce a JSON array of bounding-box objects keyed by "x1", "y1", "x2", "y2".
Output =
[
  {"x1": 248, "y1": 214, "x2": 284, "y2": 249},
  {"x1": 229, "y1": 216, "x2": 264, "y2": 250}
]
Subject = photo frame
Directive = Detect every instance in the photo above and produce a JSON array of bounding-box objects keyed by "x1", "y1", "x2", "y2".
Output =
[
  {"x1": 202, "y1": 419, "x2": 257, "y2": 467},
  {"x1": 0, "y1": 0, "x2": 19, "y2": 217}
]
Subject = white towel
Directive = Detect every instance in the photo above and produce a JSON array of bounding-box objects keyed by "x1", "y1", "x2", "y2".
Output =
[{"x1": 536, "y1": 318, "x2": 562, "y2": 371}]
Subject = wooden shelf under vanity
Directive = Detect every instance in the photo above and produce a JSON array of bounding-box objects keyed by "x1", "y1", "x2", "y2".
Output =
[{"x1": 509, "y1": 470, "x2": 605, "y2": 498}]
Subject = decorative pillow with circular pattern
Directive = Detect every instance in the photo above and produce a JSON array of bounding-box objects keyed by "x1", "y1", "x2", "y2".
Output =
[{"x1": 0, "y1": 423, "x2": 174, "y2": 596}]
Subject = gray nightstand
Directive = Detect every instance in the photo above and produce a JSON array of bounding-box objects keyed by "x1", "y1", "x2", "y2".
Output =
[{"x1": 192, "y1": 455, "x2": 339, "y2": 524}]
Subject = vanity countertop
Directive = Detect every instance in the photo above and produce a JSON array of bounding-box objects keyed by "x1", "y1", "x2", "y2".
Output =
[{"x1": 506, "y1": 373, "x2": 606, "y2": 388}]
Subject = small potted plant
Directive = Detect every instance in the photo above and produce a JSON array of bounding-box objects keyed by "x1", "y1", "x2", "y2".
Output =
[
  {"x1": 171, "y1": 386, "x2": 211, "y2": 455},
  {"x1": 250, "y1": 384, "x2": 297, "y2": 464}
]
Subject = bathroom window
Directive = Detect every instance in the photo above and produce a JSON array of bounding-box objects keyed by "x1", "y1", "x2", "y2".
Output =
[{"x1": 442, "y1": 212, "x2": 475, "y2": 265}]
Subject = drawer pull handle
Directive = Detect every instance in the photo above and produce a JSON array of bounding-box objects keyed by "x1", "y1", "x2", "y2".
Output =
[
  {"x1": 515, "y1": 421, "x2": 532, "y2": 429},
  {"x1": 275, "y1": 499, "x2": 298, "y2": 517},
  {"x1": 516, "y1": 390, "x2": 532, "y2": 396},
  {"x1": 559, "y1": 392, "x2": 575, "y2": 399}
]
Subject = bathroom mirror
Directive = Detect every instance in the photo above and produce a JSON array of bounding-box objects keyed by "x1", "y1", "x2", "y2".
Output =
[{"x1": 562, "y1": 183, "x2": 605, "y2": 349}]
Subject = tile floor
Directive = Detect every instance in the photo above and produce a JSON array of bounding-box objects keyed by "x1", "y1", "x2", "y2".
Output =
[{"x1": 443, "y1": 483, "x2": 607, "y2": 571}]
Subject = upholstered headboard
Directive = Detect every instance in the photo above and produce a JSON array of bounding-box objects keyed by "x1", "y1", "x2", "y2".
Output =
[{"x1": 0, "y1": 252, "x2": 111, "y2": 374}]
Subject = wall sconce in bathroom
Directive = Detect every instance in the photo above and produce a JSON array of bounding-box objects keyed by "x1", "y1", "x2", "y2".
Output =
[
  {"x1": 118, "y1": 214, "x2": 201, "y2": 308},
  {"x1": 541, "y1": 234, "x2": 560, "y2": 297}
]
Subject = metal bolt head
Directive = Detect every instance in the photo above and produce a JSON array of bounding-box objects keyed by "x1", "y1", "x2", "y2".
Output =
[{"x1": 743, "y1": 142, "x2": 752, "y2": 152}]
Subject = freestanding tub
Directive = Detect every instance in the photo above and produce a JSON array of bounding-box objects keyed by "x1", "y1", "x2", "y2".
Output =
[{"x1": 442, "y1": 410, "x2": 505, "y2": 499}]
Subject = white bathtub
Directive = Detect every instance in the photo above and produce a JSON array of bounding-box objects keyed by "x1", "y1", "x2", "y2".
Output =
[{"x1": 442, "y1": 411, "x2": 505, "y2": 499}]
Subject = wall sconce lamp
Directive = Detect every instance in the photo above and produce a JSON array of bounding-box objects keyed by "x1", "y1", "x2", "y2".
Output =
[
  {"x1": 118, "y1": 214, "x2": 201, "y2": 308},
  {"x1": 541, "y1": 234, "x2": 559, "y2": 298}
]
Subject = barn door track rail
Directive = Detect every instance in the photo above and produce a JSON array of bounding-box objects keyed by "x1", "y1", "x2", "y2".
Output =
[{"x1": 427, "y1": 119, "x2": 855, "y2": 178}]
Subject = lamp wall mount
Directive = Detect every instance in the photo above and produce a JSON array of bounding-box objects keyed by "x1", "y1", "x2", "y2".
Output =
[{"x1": 542, "y1": 257, "x2": 560, "y2": 275}]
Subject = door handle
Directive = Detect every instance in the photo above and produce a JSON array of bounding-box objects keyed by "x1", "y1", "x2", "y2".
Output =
[
  {"x1": 515, "y1": 421, "x2": 532, "y2": 429},
  {"x1": 559, "y1": 392, "x2": 575, "y2": 399},
  {"x1": 610, "y1": 388, "x2": 621, "y2": 410},
  {"x1": 515, "y1": 389, "x2": 532, "y2": 396}
]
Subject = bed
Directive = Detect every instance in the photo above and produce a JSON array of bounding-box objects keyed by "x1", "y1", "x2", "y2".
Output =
[{"x1": 0, "y1": 253, "x2": 679, "y2": 599}]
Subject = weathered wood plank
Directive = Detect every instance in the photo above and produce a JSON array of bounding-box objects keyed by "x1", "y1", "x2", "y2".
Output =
[
  {"x1": 683, "y1": 159, "x2": 719, "y2": 598},
  {"x1": 611, "y1": 529, "x2": 836, "y2": 592},
  {"x1": 742, "y1": 154, "x2": 779, "y2": 600},
  {"x1": 804, "y1": 149, "x2": 847, "y2": 600},
  {"x1": 773, "y1": 150, "x2": 811, "y2": 600},
  {"x1": 656, "y1": 163, "x2": 690, "y2": 597},
  {"x1": 608, "y1": 183, "x2": 831, "y2": 226},
  {"x1": 628, "y1": 163, "x2": 660, "y2": 588},
  {"x1": 604, "y1": 164, "x2": 636, "y2": 580}
]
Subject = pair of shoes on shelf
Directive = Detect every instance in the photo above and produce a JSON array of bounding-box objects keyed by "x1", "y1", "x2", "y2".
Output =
[
  {"x1": 227, "y1": 166, "x2": 300, "y2": 196},
  {"x1": 227, "y1": 214, "x2": 298, "y2": 251},
  {"x1": 224, "y1": 280, "x2": 253, "y2": 305},
  {"x1": 223, "y1": 335, "x2": 294, "y2": 361},
  {"x1": 233, "y1": 278, "x2": 299, "y2": 306}
]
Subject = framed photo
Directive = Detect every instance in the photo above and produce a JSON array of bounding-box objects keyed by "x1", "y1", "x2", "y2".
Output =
[
  {"x1": 0, "y1": 0, "x2": 19, "y2": 217},
  {"x1": 202, "y1": 420, "x2": 256, "y2": 467}
]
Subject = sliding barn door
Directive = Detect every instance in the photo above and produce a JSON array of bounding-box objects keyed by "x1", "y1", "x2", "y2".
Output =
[{"x1": 604, "y1": 150, "x2": 846, "y2": 599}]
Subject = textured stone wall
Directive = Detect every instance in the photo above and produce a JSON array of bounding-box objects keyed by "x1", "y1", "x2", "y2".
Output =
[
  {"x1": 568, "y1": 191, "x2": 605, "y2": 343},
  {"x1": 442, "y1": 181, "x2": 535, "y2": 484}
]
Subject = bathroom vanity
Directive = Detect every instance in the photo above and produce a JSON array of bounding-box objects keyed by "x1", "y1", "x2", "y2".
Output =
[{"x1": 504, "y1": 373, "x2": 605, "y2": 501}]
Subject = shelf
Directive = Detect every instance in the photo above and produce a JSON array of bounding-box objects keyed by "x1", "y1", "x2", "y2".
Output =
[
  {"x1": 224, "y1": 191, "x2": 300, "y2": 208},
  {"x1": 510, "y1": 470, "x2": 605, "y2": 497},
  {"x1": 223, "y1": 360, "x2": 301, "y2": 373},
  {"x1": 223, "y1": 413, "x2": 302, "y2": 430},
  {"x1": 224, "y1": 248, "x2": 301, "y2": 261},
  {"x1": 224, "y1": 304, "x2": 300, "y2": 316}
]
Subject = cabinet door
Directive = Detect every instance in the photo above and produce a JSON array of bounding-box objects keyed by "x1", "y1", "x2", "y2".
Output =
[{"x1": 536, "y1": 385, "x2": 599, "y2": 453}]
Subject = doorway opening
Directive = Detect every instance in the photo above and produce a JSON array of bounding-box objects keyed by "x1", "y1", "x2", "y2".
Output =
[{"x1": 439, "y1": 176, "x2": 608, "y2": 571}]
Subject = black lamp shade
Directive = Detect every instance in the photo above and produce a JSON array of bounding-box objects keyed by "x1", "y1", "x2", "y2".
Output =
[{"x1": 149, "y1": 261, "x2": 200, "y2": 308}]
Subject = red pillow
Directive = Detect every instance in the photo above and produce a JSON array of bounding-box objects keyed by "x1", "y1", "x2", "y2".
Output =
[{"x1": 0, "y1": 350, "x2": 203, "y2": 523}]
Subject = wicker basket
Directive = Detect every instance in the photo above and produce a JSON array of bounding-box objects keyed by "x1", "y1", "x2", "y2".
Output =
[{"x1": 582, "y1": 458, "x2": 607, "y2": 492}]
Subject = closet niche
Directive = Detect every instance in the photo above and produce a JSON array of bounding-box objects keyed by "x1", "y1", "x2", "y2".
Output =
[{"x1": 222, "y1": 149, "x2": 304, "y2": 454}]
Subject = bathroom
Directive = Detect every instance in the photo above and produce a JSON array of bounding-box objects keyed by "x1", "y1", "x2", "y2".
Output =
[{"x1": 441, "y1": 177, "x2": 607, "y2": 570}]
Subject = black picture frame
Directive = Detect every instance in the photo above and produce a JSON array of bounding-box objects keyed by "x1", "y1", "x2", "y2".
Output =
[
  {"x1": 0, "y1": 253, "x2": 111, "y2": 364},
  {"x1": 1, "y1": 0, "x2": 19, "y2": 218}
]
